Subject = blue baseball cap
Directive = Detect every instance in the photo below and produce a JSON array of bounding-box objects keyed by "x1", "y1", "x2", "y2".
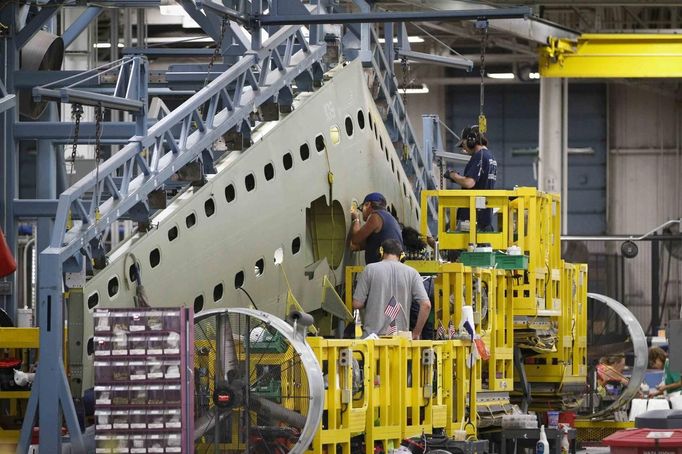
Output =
[{"x1": 363, "y1": 192, "x2": 386, "y2": 205}]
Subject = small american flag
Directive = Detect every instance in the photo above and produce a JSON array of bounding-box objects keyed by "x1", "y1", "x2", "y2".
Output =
[
  {"x1": 436, "y1": 321, "x2": 446, "y2": 340},
  {"x1": 385, "y1": 321, "x2": 397, "y2": 335},
  {"x1": 448, "y1": 320, "x2": 456, "y2": 340},
  {"x1": 462, "y1": 319, "x2": 475, "y2": 340},
  {"x1": 384, "y1": 296, "x2": 401, "y2": 321}
]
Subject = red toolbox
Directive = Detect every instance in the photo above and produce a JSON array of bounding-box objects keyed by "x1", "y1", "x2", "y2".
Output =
[{"x1": 603, "y1": 428, "x2": 682, "y2": 454}]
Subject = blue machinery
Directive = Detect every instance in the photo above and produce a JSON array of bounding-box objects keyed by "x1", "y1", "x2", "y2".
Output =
[{"x1": 0, "y1": 1, "x2": 535, "y2": 451}]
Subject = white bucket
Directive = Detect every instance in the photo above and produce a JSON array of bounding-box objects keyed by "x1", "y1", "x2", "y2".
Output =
[{"x1": 16, "y1": 307, "x2": 33, "y2": 327}]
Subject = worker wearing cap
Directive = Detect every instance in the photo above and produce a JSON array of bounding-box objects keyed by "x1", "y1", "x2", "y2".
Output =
[
  {"x1": 349, "y1": 192, "x2": 403, "y2": 264},
  {"x1": 444, "y1": 125, "x2": 497, "y2": 231}
]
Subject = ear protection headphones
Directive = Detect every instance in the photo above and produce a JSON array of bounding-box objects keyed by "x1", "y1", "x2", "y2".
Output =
[
  {"x1": 379, "y1": 246, "x2": 406, "y2": 262},
  {"x1": 465, "y1": 125, "x2": 481, "y2": 150}
]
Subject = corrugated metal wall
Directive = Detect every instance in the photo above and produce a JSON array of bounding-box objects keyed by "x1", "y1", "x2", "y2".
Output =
[
  {"x1": 608, "y1": 84, "x2": 682, "y2": 331},
  {"x1": 446, "y1": 83, "x2": 607, "y2": 235}
]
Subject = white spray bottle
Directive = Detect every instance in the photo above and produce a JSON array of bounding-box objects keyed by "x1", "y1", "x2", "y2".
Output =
[{"x1": 536, "y1": 424, "x2": 550, "y2": 454}]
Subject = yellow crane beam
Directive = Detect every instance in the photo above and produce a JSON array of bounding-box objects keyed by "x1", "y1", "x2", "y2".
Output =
[{"x1": 539, "y1": 34, "x2": 682, "y2": 78}]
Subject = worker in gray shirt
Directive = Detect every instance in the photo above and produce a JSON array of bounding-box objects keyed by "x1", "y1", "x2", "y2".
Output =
[{"x1": 352, "y1": 239, "x2": 431, "y2": 339}]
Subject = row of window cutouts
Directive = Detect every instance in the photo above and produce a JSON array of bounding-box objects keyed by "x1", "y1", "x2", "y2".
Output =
[
  {"x1": 88, "y1": 109, "x2": 416, "y2": 307},
  {"x1": 89, "y1": 235, "x2": 301, "y2": 311}
]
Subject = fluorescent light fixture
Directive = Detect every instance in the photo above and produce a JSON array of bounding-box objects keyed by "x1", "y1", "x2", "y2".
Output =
[
  {"x1": 159, "y1": 4, "x2": 185, "y2": 15},
  {"x1": 529, "y1": 72, "x2": 540, "y2": 79},
  {"x1": 378, "y1": 36, "x2": 425, "y2": 44},
  {"x1": 487, "y1": 72, "x2": 515, "y2": 80},
  {"x1": 145, "y1": 36, "x2": 214, "y2": 44},
  {"x1": 93, "y1": 43, "x2": 124, "y2": 48},
  {"x1": 159, "y1": 4, "x2": 199, "y2": 28},
  {"x1": 400, "y1": 84, "x2": 429, "y2": 94}
]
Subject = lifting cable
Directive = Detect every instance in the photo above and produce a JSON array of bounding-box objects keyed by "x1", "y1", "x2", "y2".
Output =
[
  {"x1": 68, "y1": 103, "x2": 84, "y2": 230},
  {"x1": 70, "y1": 103, "x2": 84, "y2": 184},
  {"x1": 94, "y1": 104, "x2": 103, "y2": 221},
  {"x1": 200, "y1": 15, "x2": 228, "y2": 121},
  {"x1": 399, "y1": 56, "x2": 411, "y2": 161},
  {"x1": 477, "y1": 19, "x2": 489, "y2": 134}
]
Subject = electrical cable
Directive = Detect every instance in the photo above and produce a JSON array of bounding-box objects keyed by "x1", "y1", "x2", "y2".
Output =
[
  {"x1": 237, "y1": 285, "x2": 259, "y2": 311},
  {"x1": 411, "y1": 22, "x2": 464, "y2": 58}
]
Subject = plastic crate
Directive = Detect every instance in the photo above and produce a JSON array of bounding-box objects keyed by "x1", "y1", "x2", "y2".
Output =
[
  {"x1": 495, "y1": 253, "x2": 528, "y2": 270},
  {"x1": 250, "y1": 331, "x2": 289, "y2": 353},
  {"x1": 603, "y1": 428, "x2": 682, "y2": 454},
  {"x1": 459, "y1": 252, "x2": 496, "y2": 268}
]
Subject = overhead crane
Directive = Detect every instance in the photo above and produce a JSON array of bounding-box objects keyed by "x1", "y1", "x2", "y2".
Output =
[{"x1": 540, "y1": 34, "x2": 682, "y2": 78}]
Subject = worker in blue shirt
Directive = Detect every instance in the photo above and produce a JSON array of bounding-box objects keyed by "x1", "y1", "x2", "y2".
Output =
[
  {"x1": 444, "y1": 125, "x2": 497, "y2": 231},
  {"x1": 349, "y1": 192, "x2": 403, "y2": 264}
]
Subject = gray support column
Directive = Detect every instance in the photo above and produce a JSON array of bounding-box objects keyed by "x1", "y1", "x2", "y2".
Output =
[
  {"x1": 36, "y1": 104, "x2": 58, "y2": 316},
  {"x1": 1, "y1": 5, "x2": 19, "y2": 315},
  {"x1": 538, "y1": 77, "x2": 568, "y2": 234}
]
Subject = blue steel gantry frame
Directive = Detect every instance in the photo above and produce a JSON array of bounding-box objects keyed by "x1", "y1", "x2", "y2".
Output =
[
  {"x1": 0, "y1": 1, "x2": 531, "y2": 452},
  {"x1": 18, "y1": 22, "x2": 327, "y2": 453}
]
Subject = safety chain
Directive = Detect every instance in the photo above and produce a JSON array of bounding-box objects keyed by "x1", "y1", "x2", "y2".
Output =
[
  {"x1": 400, "y1": 55, "x2": 409, "y2": 112},
  {"x1": 400, "y1": 56, "x2": 411, "y2": 160},
  {"x1": 478, "y1": 20, "x2": 489, "y2": 133},
  {"x1": 70, "y1": 103, "x2": 84, "y2": 177},
  {"x1": 203, "y1": 16, "x2": 228, "y2": 93},
  {"x1": 94, "y1": 104, "x2": 103, "y2": 216},
  {"x1": 199, "y1": 15, "x2": 228, "y2": 120}
]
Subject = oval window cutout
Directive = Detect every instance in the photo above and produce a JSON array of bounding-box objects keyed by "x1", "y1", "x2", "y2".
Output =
[
  {"x1": 168, "y1": 225, "x2": 178, "y2": 242},
  {"x1": 245, "y1": 173, "x2": 255, "y2": 192},
  {"x1": 255, "y1": 258, "x2": 264, "y2": 277},
  {"x1": 87, "y1": 292, "x2": 99, "y2": 309},
  {"x1": 194, "y1": 295, "x2": 204, "y2": 313},
  {"x1": 149, "y1": 248, "x2": 161, "y2": 268},
  {"x1": 264, "y1": 163, "x2": 275, "y2": 181},
  {"x1": 213, "y1": 283, "x2": 223, "y2": 302},
  {"x1": 186, "y1": 212, "x2": 197, "y2": 228},
  {"x1": 283, "y1": 153, "x2": 293, "y2": 170},
  {"x1": 345, "y1": 117, "x2": 354, "y2": 137},
  {"x1": 225, "y1": 184, "x2": 236, "y2": 203},
  {"x1": 107, "y1": 276, "x2": 119, "y2": 298},
  {"x1": 234, "y1": 271, "x2": 245, "y2": 289},
  {"x1": 204, "y1": 198, "x2": 215, "y2": 217},
  {"x1": 357, "y1": 110, "x2": 365, "y2": 129},
  {"x1": 330, "y1": 126, "x2": 341, "y2": 145},
  {"x1": 315, "y1": 134, "x2": 325, "y2": 152},
  {"x1": 300, "y1": 144, "x2": 310, "y2": 161},
  {"x1": 291, "y1": 237, "x2": 301, "y2": 255}
]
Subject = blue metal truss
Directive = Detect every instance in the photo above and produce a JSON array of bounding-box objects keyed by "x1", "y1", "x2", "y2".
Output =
[
  {"x1": 18, "y1": 22, "x2": 326, "y2": 453},
  {"x1": 0, "y1": 80, "x2": 15, "y2": 114}
]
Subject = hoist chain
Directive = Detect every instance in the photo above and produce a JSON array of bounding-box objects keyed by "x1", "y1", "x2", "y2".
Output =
[
  {"x1": 203, "y1": 15, "x2": 228, "y2": 91},
  {"x1": 400, "y1": 55, "x2": 409, "y2": 112},
  {"x1": 199, "y1": 16, "x2": 228, "y2": 124},
  {"x1": 94, "y1": 104, "x2": 103, "y2": 216},
  {"x1": 478, "y1": 21, "x2": 489, "y2": 133},
  {"x1": 71, "y1": 103, "x2": 84, "y2": 174},
  {"x1": 400, "y1": 56, "x2": 411, "y2": 160}
]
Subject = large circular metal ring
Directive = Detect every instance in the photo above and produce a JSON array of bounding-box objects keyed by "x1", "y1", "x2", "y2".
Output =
[{"x1": 582, "y1": 293, "x2": 648, "y2": 421}]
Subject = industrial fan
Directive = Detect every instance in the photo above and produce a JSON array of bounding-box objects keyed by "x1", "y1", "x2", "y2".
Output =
[
  {"x1": 581, "y1": 293, "x2": 647, "y2": 420},
  {"x1": 193, "y1": 308, "x2": 324, "y2": 454}
]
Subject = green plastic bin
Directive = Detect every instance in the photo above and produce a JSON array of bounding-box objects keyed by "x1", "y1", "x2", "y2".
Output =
[
  {"x1": 495, "y1": 252, "x2": 528, "y2": 270},
  {"x1": 459, "y1": 252, "x2": 496, "y2": 268}
]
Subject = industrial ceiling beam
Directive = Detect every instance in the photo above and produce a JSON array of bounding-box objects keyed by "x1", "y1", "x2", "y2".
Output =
[
  {"x1": 539, "y1": 34, "x2": 682, "y2": 78},
  {"x1": 258, "y1": 7, "x2": 531, "y2": 26},
  {"x1": 480, "y1": 0, "x2": 681, "y2": 5},
  {"x1": 376, "y1": 0, "x2": 578, "y2": 43}
]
